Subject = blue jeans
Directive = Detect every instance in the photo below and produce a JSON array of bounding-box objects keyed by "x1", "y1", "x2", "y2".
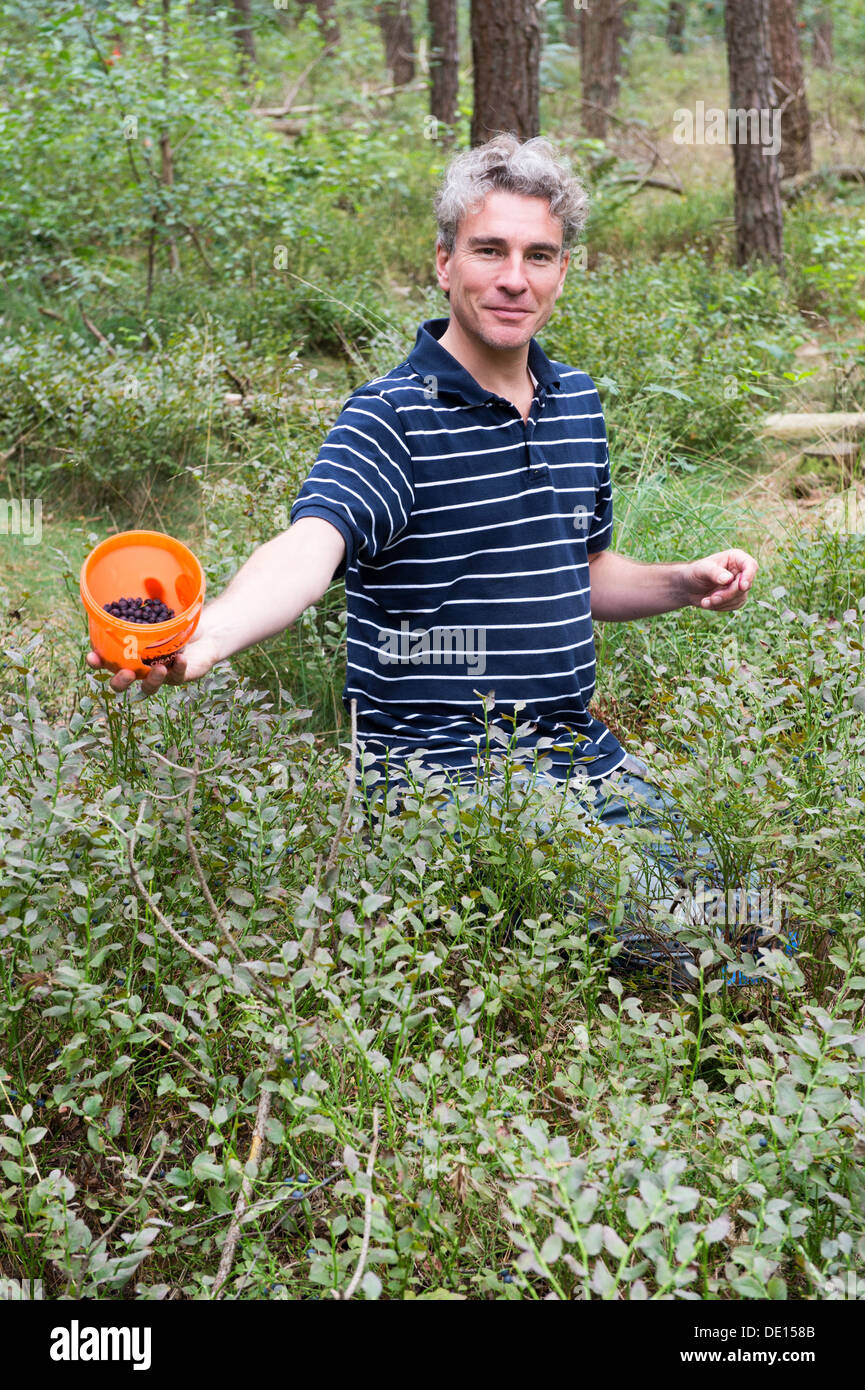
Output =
[{"x1": 423, "y1": 753, "x2": 786, "y2": 985}]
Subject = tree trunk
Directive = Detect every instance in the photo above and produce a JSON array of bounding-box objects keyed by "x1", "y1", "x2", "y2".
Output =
[
  {"x1": 300, "y1": 0, "x2": 340, "y2": 45},
  {"x1": 428, "y1": 0, "x2": 458, "y2": 132},
  {"x1": 812, "y1": 7, "x2": 833, "y2": 67},
  {"x1": 562, "y1": 0, "x2": 581, "y2": 47},
  {"x1": 470, "y1": 0, "x2": 540, "y2": 145},
  {"x1": 580, "y1": 0, "x2": 624, "y2": 139},
  {"x1": 230, "y1": 0, "x2": 256, "y2": 74},
  {"x1": 768, "y1": 0, "x2": 811, "y2": 177},
  {"x1": 376, "y1": 1, "x2": 415, "y2": 86},
  {"x1": 724, "y1": 0, "x2": 784, "y2": 267},
  {"x1": 158, "y1": 0, "x2": 180, "y2": 275},
  {"x1": 665, "y1": 0, "x2": 687, "y2": 52}
]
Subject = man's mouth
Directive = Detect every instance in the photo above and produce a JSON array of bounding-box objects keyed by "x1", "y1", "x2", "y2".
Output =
[{"x1": 486, "y1": 306, "x2": 532, "y2": 319}]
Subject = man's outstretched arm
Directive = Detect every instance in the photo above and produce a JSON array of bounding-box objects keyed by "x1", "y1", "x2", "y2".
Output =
[
  {"x1": 86, "y1": 517, "x2": 347, "y2": 695},
  {"x1": 587, "y1": 547, "x2": 757, "y2": 621}
]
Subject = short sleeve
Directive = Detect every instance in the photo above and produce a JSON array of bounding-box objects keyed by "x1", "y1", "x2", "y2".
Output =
[
  {"x1": 290, "y1": 392, "x2": 415, "y2": 576},
  {"x1": 586, "y1": 393, "x2": 614, "y2": 554}
]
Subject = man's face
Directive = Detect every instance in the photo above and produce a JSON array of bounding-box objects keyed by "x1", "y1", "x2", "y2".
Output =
[{"x1": 435, "y1": 190, "x2": 570, "y2": 351}]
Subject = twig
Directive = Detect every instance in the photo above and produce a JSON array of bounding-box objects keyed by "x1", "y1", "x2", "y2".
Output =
[
  {"x1": 78, "y1": 303, "x2": 116, "y2": 356},
  {"x1": 96, "y1": 1136, "x2": 169, "y2": 1250},
  {"x1": 38, "y1": 306, "x2": 63, "y2": 321},
  {"x1": 251, "y1": 43, "x2": 338, "y2": 118},
  {"x1": 304, "y1": 699, "x2": 358, "y2": 960},
  {"x1": 182, "y1": 1166, "x2": 345, "y2": 1236},
  {"x1": 0, "y1": 421, "x2": 46, "y2": 464},
  {"x1": 255, "y1": 77, "x2": 423, "y2": 119},
  {"x1": 177, "y1": 217, "x2": 216, "y2": 277},
  {"x1": 611, "y1": 174, "x2": 684, "y2": 196},
  {"x1": 569, "y1": 97, "x2": 683, "y2": 191},
  {"x1": 339, "y1": 1106, "x2": 380, "y2": 1301},
  {"x1": 181, "y1": 753, "x2": 279, "y2": 1003},
  {"x1": 137, "y1": 1024, "x2": 214, "y2": 1086},
  {"x1": 323, "y1": 697, "x2": 359, "y2": 881},
  {"x1": 122, "y1": 808, "x2": 225, "y2": 980},
  {"x1": 211, "y1": 1047, "x2": 278, "y2": 1299}
]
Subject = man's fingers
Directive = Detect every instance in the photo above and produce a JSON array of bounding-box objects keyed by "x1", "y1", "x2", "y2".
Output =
[{"x1": 109, "y1": 669, "x2": 139, "y2": 692}]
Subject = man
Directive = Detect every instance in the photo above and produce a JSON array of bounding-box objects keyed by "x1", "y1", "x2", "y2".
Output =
[{"x1": 87, "y1": 135, "x2": 759, "y2": 982}]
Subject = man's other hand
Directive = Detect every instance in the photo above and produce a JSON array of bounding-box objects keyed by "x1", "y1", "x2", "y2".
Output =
[{"x1": 682, "y1": 549, "x2": 758, "y2": 611}]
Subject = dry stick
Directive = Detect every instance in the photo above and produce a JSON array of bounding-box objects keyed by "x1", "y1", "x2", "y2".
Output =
[
  {"x1": 568, "y1": 97, "x2": 684, "y2": 191},
  {"x1": 78, "y1": 303, "x2": 117, "y2": 356},
  {"x1": 96, "y1": 1136, "x2": 169, "y2": 1250},
  {"x1": 256, "y1": 78, "x2": 423, "y2": 119},
  {"x1": 611, "y1": 174, "x2": 684, "y2": 196},
  {"x1": 138, "y1": 1025, "x2": 214, "y2": 1086},
  {"x1": 211, "y1": 1047, "x2": 279, "y2": 1300},
  {"x1": 339, "y1": 1106, "x2": 380, "y2": 1301},
  {"x1": 323, "y1": 697, "x2": 359, "y2": 882},
  {"x1": 182, "y1": 752, "x2": 278, "y2": 1003},
  {"x1": 305, "y1": 699, "x2": 358, "y2": 959},
  {"x1": 123, "y1": 814, "x2": 225, "y2": 980},
  {"x1": 252, "y1": 42, "x2": 338, "y2": 118}
]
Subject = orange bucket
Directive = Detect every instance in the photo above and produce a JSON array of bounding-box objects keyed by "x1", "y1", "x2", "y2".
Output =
[{"x1": 80, "y1": 530, "x2": 205, "y2": 678}]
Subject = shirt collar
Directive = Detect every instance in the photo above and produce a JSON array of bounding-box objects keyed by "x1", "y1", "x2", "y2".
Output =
[{"x1": 408, "y1": 317, "x2": 561, "y2": 404}]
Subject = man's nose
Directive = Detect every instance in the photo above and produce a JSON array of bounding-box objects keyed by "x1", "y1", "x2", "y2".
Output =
[{"x1": 496, "y1": 252, "x2": 529, "y2": 293}]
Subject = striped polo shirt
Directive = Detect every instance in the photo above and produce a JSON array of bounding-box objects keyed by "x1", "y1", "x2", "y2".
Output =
[{"x1": 290, "y1": 316, "x2": 626, "y2": 789}]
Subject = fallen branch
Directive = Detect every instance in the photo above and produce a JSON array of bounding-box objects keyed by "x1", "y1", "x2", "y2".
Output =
[
  {"x1": 560, "y1": 96, "x2": 683, "y2": 192},
  {"x1": 304, "y1": 698, "x2": 358, "y2": 961},
  {"x1": 611, "y1": 174, "x2": 684, "y2": 196},
  {"x1": 781, "y1": 165, "x2": 865, "y2": 202},
  {"x1": 251, "y1": 43, "x2": 338, "y2": 118},
  {"x1": 115, "y1": 802, "x2": 227, "y2": 982},
  {"x1": 78, "y1": 304, "x2": 116, "y2": 356},
  {"x1": 324, "y1": 695, "x2": 359, "y2": 880},
  {"x1": 182, "y1": 752, "x2": 278, "y2": 1003},
  {"x1": 338, "y1": 1106, "x2": 380, "y2": 1301},
  {"x1": 211, "y1": 1047, "x2": 279, "y2": 1299},
  {"x1": 256, "y1": 79, "x2": 425, "y2": 119},
  {"x1": 97, "y1": 1136, "x2": 169, "y2": 1250},
  {"x1": 762, "y1": 411, "x2": 865, "y2": 440}
]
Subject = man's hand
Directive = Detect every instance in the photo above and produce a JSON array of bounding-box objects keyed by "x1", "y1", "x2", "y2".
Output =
[
  {"x1": 85, "y1": 630, "x2": 222, "y2": 697},
  {"x1": 679, "y1": 549, "x2": 758, "y2": 611},
  {"x1": 83, "y1": 516, "x2": 347, "y2": 699}
]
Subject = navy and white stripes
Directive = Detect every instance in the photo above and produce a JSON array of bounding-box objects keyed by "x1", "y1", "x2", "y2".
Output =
[{"x1": 290, "y1": 317, "x2": 626, "y2": 788}]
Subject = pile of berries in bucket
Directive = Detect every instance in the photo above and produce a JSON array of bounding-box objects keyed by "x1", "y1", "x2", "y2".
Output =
[{"x1": 103, "y1": 595, "x2": 179, "y2": 666}]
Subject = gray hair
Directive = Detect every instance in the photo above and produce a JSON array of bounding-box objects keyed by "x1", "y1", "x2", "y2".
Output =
[{"x1": 434, "y1": 134, "x2": 589, "y2": 256}]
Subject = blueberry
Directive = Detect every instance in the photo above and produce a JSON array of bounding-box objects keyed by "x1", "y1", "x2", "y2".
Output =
[{"x1": 758, "y1": 1136, "x2": 768, "y2": 1148}]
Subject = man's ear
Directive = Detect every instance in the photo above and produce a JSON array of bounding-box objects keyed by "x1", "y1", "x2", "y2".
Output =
[
  {"x1": 555, "y1": 248, "x2": 571, "y2": 298},
  {"x1": 435, "y1": 239, "x2": 451, "y2": 296}
]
